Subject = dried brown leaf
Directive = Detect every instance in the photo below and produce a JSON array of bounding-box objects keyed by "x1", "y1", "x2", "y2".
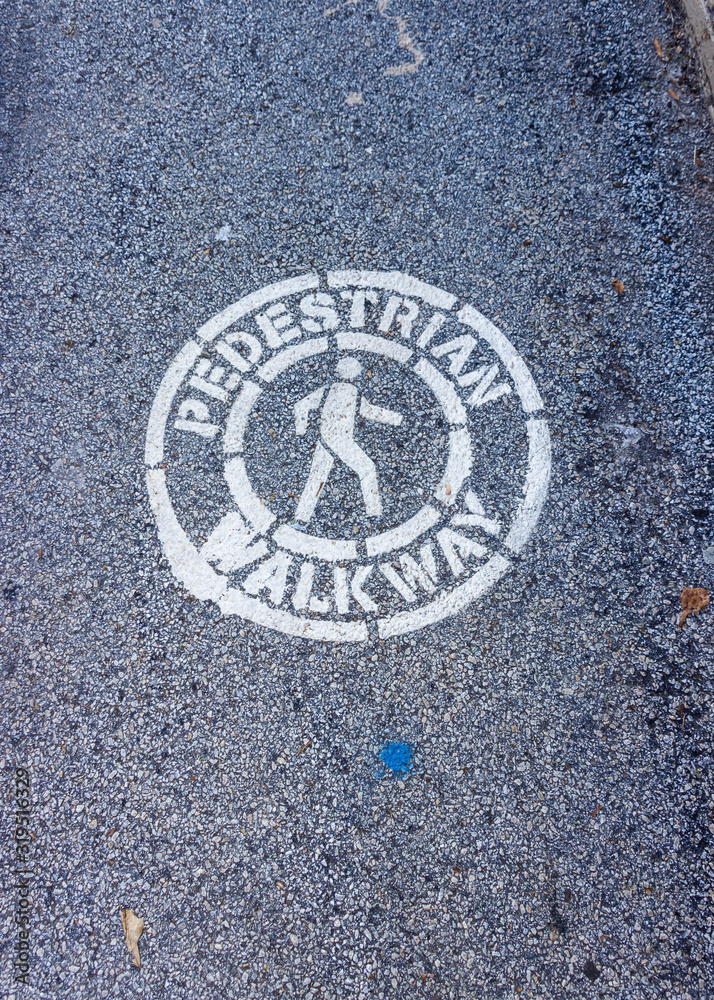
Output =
[
  {"x1": 678, "y1": 587, "x2": 709, "y2": 627},
  {"x1": 611, "y1": 279, "x2": 624, "y2": 294},
  {"x1": 668, "y1": 87, "x2": 680, "y2": 101},
  {"x1": 654, "y1": 38, "x2": 664, "y2": 59},
  {"x1": 120, "y1": 908, "x2": 144, "y2": 969}
]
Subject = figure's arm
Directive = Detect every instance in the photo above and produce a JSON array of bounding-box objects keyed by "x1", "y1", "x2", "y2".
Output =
[
  {"x1": 360, "y1": 397, "x2": 403, "y2": 426},
  {"x1": 294, "y1": 386, "x2": 327, "y2": 435}
]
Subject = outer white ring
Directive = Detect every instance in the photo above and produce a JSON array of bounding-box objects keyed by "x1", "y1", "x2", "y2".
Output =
[{"x1": 144, "y1": 270, "x2": 551, "y2": 641}]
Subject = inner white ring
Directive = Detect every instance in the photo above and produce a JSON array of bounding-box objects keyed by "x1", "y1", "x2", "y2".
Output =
[{"x1": 220, "y1": 333, "x2": 471, "y2": 562}]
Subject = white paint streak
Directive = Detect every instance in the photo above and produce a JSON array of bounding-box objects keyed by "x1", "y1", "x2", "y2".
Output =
[
  {"x1": 504, "y1": 419, "x2": 551, "y2": 554},
  {"x1": 294, "y1": 387, "x2": 328, "y2": 436},
  {"x1": 327, "y1": 270, "x2": 456, "y2": 311},
  {"x1": 333, "y1": 565, "x2": 350, "y2": 614},
  {"x1": 400, "y1": 543, "x2": 438, "y2": 594},
  {"x1": 461, "y1": 364, "x2": 512, "y2": 409},
  {"x1": 380, "y1": 563, "x2": 416, "y2": 602},
  {"x1": 451, "y1": 490, "x2": 501, "y2": 536},
  {"x1": 201, "y1": 511, "x2": 268, "y2": 572},
  {"x1": 437, "y1": 528, "x2": 488, "y2": 577},
  {"x1": 219, "y1": 588, "x2": 369, "y2": 641},
  {"x1": 457, "y1": 305, "x2": 544, "y2": 413},
  {"x1": 242, "y1": 551, "x2": 293, "y2": 605},
  {"x1": 255, "y1": 302, "x2": 302, "y2": 348},
  {"x1": 336, "y1": 331, "x2": 413, "y2": 363},
  {"x1": 351, "y1": 564, "x2": 379, "y2": 612},
  {"x1": 299, "y1": 293, "x2": 340, "y2": 332},
  {"x1": 292, "y1": 560, "x2": 314, "y2": 609},
  {"x1": 340, "y1": 289, "x2": 379, "y2": 328},
  {"x1": 323, "y1": 0, "x2": 359, "y2": 15},
  {"x1": 294, "y1": 443, "x2": 335, "y2": 523},
  {"x1": 365, "y1": 504, "x2": 440, "y2": 557},
  {"x1": 431, "y1": 334, "x2": 478, "y2": 377},
  {"x1": 144, "y1": 340, "x2": 202, "y2": 466},
  {"x1": 223, "y1": 381, "x2": 262, "y2": 455},
  {"x1": 173, "y1": 418, "x2": 218, "y2": 439},
  {"x1": 189, "y1": 374, "x2": 228, "y2": 402},
  {"x1": 380, "y1": 542, "x2": 439, "y2": 602},
  {"x1": 146, "y1": 469, "x2": 226, "y2": 601},
  {"x1": 360, "y1": 397, "x2": 403, "y2": 426},
  {"x1": 292, "y1": 561, "x2": 331, "y2": 613},
  {"x1": 224, "y1": 455, "x2": 276, "y2": 534},
  {"x1": 214, "y1": 329, "x2": 263, "y2": 372},
  {"x1": 323, "y1": 2, "x2": 425, "y2": 78},
  {"x1": 380, "y1": 7, "x2": 425, "y2": 77},
  {"x1": 416, "y1": 312, "x2": 446, "y2": 349},
  {"x1": 257, "y1": 337, "x2": 329, "y2": 383},
  {"x1": 294, "y1": 374, "x2": 401, "y2": 523},
  {"x1": 378, "y1": 295, "x2": 419, "y2": 337},
  {"x1": 434, "y1": 427, "x2": 472, "y2": 505},
  {"x1": 196, "y1": 275, "x2": 319, "y2": 344},
  {"x1": 413, "y1": 359, "x2": 467, "y2": 426},
  {"x1": 273, "y1": 525, "x2": 358, "y2": 562},
  {"x1": 377, "y1": 554, "x2": 511, "y2": 638},
  {"x1": 174, "y1": 399, "x2": 220, "y2": 439}
]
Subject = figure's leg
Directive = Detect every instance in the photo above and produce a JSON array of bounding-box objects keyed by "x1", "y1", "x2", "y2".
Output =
[
  {"x1": 294, "y1": 443, "x2": 334, "y2": 523},
  {"x1": 330, "y1": 438, "x2": 382, "y2": 517},
  {"x1": 358, "y1": 455, "x2": 382, "y2": 516}
]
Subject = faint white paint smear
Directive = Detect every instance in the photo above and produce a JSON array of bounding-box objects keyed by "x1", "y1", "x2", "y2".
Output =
[
  {"x1": 324, "y1": 0, "x2": 424, "y2": 78},
  {"x1": 377, "y1": 1, "x2": 424, "y2": 76},
  {"x1": 324, "y1": 0, "x2": 360, "y2": 15}
]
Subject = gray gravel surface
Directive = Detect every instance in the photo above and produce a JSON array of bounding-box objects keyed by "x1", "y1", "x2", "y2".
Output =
[{"x1": 1, "y1": 1, "x2": 714, "y2": 998}]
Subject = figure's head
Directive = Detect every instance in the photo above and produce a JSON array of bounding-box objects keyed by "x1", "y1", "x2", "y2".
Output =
[{"x1": 336, "y1": 356, "x2": 362, "y2": 380}]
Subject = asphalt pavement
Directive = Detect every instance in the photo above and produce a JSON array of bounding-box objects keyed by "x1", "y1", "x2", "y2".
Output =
[{"x1": 1, "y1": 1, "x2": 714, "y2": 998}]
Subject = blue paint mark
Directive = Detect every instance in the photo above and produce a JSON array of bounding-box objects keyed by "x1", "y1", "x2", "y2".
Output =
[{"x1": 379, "y1": 742, "x2": 412, "y2": 775}]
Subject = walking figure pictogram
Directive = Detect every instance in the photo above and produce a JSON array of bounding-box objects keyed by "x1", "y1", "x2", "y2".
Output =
[{"x1": 293, "y1": 357, "x2": 403, "y2": 523}]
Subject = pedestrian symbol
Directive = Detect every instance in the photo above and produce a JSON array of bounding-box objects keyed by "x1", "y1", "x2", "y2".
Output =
[{"x1": 293, "y1": 356, "x2": 403, "y2": 523}]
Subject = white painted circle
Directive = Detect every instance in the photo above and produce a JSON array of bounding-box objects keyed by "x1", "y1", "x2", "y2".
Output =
[{"x1": 144, "y1": 270, "x2": 551, "y2": 642}]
